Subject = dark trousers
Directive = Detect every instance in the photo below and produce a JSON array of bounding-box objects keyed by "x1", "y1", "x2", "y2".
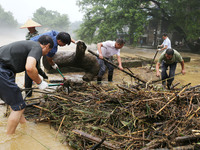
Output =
[
  {"x1": 25, "y1": 68, "x2": 47, "y2": 96},
  {"x1": 97, "y1": 57, "x2": 114, "y2": 80},
  {"x1": 161, "y1": 61, "x2": 177, "y2": 86}
]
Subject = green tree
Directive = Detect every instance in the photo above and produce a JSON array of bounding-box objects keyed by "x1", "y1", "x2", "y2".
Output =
[
  {"x1": 140, "y1": 0, "x2": 200, "y2": 48},
  {"x1": 0, "y1": 5, "x2": 18, "y2": 27},
  {"x1": 76, "y1": 0, "x2": 148, "y2": 44},
  {"x1": 33, "y1": 7, "x2": 70, "y2": 32},
  {"x1": 77, "y1": 0, "x2": 200, "y2": 49}
]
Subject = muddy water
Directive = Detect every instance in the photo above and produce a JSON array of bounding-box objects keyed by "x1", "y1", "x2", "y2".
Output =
[
  {"x1": 120, "y1": 47, "x2": 200, "y2": 86},
  {"x1": 0, "y1": 31, "x2": 74, "y2": 150},
  {"x1": 0, "y1": 72, "x2": 74, "y2": 150}
]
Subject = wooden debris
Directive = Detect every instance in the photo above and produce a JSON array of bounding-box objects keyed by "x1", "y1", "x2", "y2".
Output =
[
  {"x1": 23, "y1": 80, "x2": 200, "y2": 150},
  {"x1": 72, "y1": 130, "x2": 120, "y2": 150}
]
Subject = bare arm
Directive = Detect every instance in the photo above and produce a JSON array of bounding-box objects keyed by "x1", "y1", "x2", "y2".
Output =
[
  {"x1": 25, "y1": 57, "x2": 42, "y2": 84},
  {"x1": 160, "y1": 45, "x2": 168, "y2": 51},
  {"x1": 117, "y1": 55, "x2": 123, "y2": 70},
  {"x1": 180, "y1": 60, "x2": 186, "y2": 74},
  {"x1": 97, "y1": 43, "x2": 103, "y2": 59},
  {"x1": 46, "y1": 56, "x2": 55, "y2": 66},
  {"x1": 156, "y1": 62, "x2": 161, "y2": 77},
  {"x1": 71, "y1": 38, "x2": 76, "y2": 44}
]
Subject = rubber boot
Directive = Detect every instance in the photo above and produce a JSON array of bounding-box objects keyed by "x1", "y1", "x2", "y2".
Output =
[
  {"x1": 162, "y1": 81, "x2": 166, "y2": 90},
  {"x1": 97, "y1": 76, "x2": 102, "y2": 85},
  {"x1": 167, "y1": 83, "x2": 172, "y2": 90},
  {"x1": 108, "y1": 74, "x2": 113, "y2": 82}
]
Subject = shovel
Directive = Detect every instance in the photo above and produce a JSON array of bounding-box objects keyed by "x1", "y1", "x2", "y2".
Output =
[{"x1": 149, "y1": 46, "x2": 159, "y2": 70}]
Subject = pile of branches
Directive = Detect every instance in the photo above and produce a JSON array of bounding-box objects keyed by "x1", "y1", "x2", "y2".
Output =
[{"x1": 25, "y1": 82, "x2": 200, "y2": 150}]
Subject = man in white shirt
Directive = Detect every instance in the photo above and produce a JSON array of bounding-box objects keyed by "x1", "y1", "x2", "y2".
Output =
[
  {"x1": 158, "y1": 33, "x2": 171, "y2": 51},
  {"x1": 97, "y1": 38, "x2": 125, "y2": 84}
]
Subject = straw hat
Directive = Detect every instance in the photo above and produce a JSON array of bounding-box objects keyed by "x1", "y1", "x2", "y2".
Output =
[{"x1": 20, "y1": 19, "x2": 42, "y2": 29}]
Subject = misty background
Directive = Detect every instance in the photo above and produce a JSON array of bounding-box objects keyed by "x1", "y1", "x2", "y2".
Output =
[{"x1": 0, "y1": 0, "x2": 83, "y2": 44}]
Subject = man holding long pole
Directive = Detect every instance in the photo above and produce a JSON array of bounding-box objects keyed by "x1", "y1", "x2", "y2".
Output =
[
  {"x1": 156, "y1": 48, "x2": 185, "y2": 89},
  {"x1": 96, "y1": 38, "x2": 125, "y2": 84}
]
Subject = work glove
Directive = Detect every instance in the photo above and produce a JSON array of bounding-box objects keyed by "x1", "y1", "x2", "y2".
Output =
[
  {"x1": 38, "y1": 80, "x2": 48, "y2": 90},
  {"x1": 157, "y1": 49, "x2": 161, "y2": 51},
  {"x1": 52, "y1": 63, "x2": 59, "y2": 70}
]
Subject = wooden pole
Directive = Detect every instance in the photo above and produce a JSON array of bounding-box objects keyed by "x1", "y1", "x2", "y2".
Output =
[
  {"x1": 55, "y1": 115, "x2": 66, "y2": 139},
  {"x1": 72, "y1": 129, "x2": 120, "y2": 149},
  {"x1": 88, "y1": 49, "x2": 146, "y2": 84},
  {"x1": 156, "y1": 83, "x2": 191, "y2": 115}
]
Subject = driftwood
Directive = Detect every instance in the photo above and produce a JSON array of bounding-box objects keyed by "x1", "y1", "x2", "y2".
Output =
[
  {"x1": 72, "y1": 130, "x2": 120, "y2": 150},
  {"x1": 23, "y1": 79, "x2": 200, "y2": 149},
  {"x1": 175, "y1": 135, "x2": 200, "y2": 143},
  {"x1": 43, "y1": 41, "x2": 99, "y2": 81}
]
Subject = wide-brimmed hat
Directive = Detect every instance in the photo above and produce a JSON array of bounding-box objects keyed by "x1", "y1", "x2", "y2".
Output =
[{"x1": 20, "y1": 19, "x2": 42, "y2": 29}]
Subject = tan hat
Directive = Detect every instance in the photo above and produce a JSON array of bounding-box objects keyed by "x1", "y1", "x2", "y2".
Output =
[{"x1": 20, "y1": 19, "x2": 42, "y2": 29}]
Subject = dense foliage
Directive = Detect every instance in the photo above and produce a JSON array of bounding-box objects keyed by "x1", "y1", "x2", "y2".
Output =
[
  {"x1": 76, "y1": 0, "x2": 200, "y2": 47},
  {"x1": 0, "y1": 5, "x2": 18, "y2": 28},
  {"x1": 33, "y1": 7, "x2": 70, "y2": 32}
]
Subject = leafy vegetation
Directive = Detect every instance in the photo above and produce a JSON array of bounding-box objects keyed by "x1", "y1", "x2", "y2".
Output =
[
  {"x1": 0, "y1": 5, "x2": 18, "y2": 28},
  {"x1": 33, "y1": 7, "x2": 70, "y2": 32},
  {"x1": 76, "y1": 0, "x2": 200, "y2": 47}
]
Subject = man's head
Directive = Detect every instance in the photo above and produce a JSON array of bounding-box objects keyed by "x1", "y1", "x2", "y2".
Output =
[
  {"x1": 115, "y1": 38, "x2": 125, "y2": 49},
  {"x1": 38, "y1": 35, "x2": 54, "y2": 56},
  {"x1": 56, "y1": 32, "x2": 71, "y2": 46},
  {"x1": 165, "y1": 48, "x2": 174, "y2": 60},
  {"x1": 27, "y1": 27, "x2": 36, "y2": 33},
  {"x1": 162, "y1": 33, "x2": 168, "y2": 40}
]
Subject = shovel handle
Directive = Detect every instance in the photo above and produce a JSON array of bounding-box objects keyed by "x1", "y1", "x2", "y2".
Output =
[
  {"x1": 56, "y1": 68, "x2": 66, "y2": 80},
  {"x1": 150, "y1": 50, "x2": 159, "y2": 69}
]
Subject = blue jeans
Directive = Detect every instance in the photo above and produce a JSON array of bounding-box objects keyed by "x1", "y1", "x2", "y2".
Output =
[{"x1": 161, "y1": 61, "x2": 177, "y2": 86}]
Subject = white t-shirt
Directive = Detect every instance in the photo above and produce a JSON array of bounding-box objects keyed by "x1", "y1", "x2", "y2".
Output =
[
  {"x1": 97, "y1": 41, "x2": 120, "y2": 57},
  {"x1": 162, "y1": 37, "x2": 171, "y2": 49}
]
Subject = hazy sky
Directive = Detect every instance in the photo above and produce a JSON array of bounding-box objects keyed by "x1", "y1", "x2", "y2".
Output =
[{"x1": 0, "y1": 0, "x2": 83, "y2": 24}]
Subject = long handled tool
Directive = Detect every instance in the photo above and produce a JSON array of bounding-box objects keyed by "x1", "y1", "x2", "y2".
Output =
[
  {"x1": 21, "y1": 83, "x2": 64, "y2": 91},
  {"x1": 88, "y1": 50, "x2": 146, "y2": 84},
  {"x1": 150, "y1": 46, "x2": 159, "y2": 70},
  {"x1": 151, "y1": 72, "x2": 182, "y2": 84},
  {"x1": 56, "y1": 68, "x2": 71, "y2": 94},
  {"x1": 56, "y1": 68, "x2": 66, "y2": 80},
  {"x1": 22, "y1": 83, "x2": 64, "y2": 100},
  {"x1": 48, "y1": 83, "x2": 64, "y2": 86}
]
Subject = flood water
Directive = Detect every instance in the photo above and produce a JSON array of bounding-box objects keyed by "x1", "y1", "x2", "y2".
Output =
[
  {"x1": 0, "y1": 30, "x2": 200, "y2": 149},
  {"x1": 0, "y1": 30, "x2": 73, "y2": 150}
]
